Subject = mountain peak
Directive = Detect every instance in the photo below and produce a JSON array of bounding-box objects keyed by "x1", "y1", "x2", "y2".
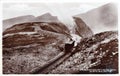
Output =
[
  {"x1": 37, "y1": 13, "x2": 52, "y2": 18},
  {"x1": 34, "y1": 13, "x2": 59, "y2": 22}
]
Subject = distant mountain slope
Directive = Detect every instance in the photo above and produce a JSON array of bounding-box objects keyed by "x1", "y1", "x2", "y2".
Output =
[
  {"x1": 33, "y1": 13, "x2": 59, "y2": 22},
  {"x1": 49, "y1": 31, "x2": 118, "y2": 74},
  {"x1": 74, "y1": 3, "x2": 117, "y2": 34},
  {"x1": 3, "y1": 15, "x2": 35, "y2": 31},
  {"x1": 3, "y1": 13, "x2": 61, "y2": 31}
]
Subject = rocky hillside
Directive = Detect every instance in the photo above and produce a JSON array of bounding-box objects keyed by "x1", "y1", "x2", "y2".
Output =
[
  {"x1": 3, "y1": 19, "x2": 118, "y2": 74},
  {"x1": 48, "y1": 31, "x2": 118, "y2": 74},
  {"x1": 3, "y1": 24, "x2": 118, "y2": 74},
  {"x1": 3, "y1": 22, "x2": 70, "y2": 74}
]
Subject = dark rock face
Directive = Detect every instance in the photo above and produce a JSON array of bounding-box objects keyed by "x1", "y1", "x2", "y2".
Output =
[
  {"x1": 3, "y1": 22, "x2": 70, "y2": 74},
  {"x1": 49, "y1": 31, "x2": 118, "y2": 74},
  {"x1": 89, "y1": 39, "x2": 118, "y2": 73},
  {"x1": 73, "y1": 17, "x2": 93, "y2": 38}
]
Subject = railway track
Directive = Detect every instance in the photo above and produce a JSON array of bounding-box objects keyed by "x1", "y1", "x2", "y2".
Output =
[{"x1": 29, "y1": 48, "x2": 76, "y2": 74}]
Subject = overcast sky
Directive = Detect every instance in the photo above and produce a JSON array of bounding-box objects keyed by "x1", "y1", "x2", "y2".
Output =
[
  {"x1": 3, "y1": 3, "x2": 108, "y2": 29},
  {"x1": 3, "y1": 3, "x2": 108, "y2": 19}
]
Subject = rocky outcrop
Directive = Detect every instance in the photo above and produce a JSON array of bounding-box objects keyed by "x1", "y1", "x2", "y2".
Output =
[{"x1": 73, "y1": 17, "x2": 93, "y2": 38}]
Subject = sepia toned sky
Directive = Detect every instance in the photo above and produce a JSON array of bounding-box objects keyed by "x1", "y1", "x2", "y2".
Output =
[
  {"x1": 3, "y1": 3, "x2": 109, "y2": 29},
  {"x1": 2, "y1": 2, "x2": 117, "y2": 33},
  {"x1": 3, "y1": 3, "x2": 107, "y2": 20}
]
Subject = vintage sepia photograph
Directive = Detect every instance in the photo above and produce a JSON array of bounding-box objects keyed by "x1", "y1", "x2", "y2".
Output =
[{"x1": 2, "y1": 2, "x2": 118, "y2": 74}]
